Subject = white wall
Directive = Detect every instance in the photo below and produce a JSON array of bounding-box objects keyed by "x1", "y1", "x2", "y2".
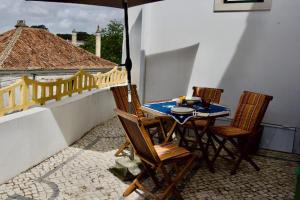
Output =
[
  {"x1": 144, "y1": 44, "x2": 198, "y2": 101},
  {"x1": 127, "y1": 0, "x2": 300, "y2": 153},
  {"x1": 0, "y1": 88, "x2": 115, "y2": 184}
]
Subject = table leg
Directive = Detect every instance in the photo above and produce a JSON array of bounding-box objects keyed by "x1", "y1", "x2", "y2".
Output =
[
  {"x1": 191, "y1": 120, "x2": 215, "y2": 173},
  {"x1": 163, "y1": 120, "x2": 177, "y2": 144},
  {"x1": 177, "y1": 126, "x2": 189, "y2": 147}
]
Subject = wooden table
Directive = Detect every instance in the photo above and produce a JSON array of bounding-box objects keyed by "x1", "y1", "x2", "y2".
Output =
[{"x1": 141, "y1": 101, "x2": 230, "y2": 172}]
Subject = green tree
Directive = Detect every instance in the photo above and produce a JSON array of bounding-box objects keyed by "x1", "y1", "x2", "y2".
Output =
[
  {"x1": 31, "y1": 25, "x2": 48, "y2": 30},
  {"x1": 79, "y1": 33, "x2": 95, "y2": 54},
  {"x1": 100, "y1": 20, "x2": 124, "y2": 64},
  {"x1": 57, "y1": 33, "x2": 71, "y2": 40}
]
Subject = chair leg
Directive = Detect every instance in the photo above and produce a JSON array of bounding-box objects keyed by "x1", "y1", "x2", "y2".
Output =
[
  {"x1": 211, "y1": 138, "x2": 227, "y2": 164},
  {"x1": 209, "y1": 136, "x2": 218, "y2": 154},
  {"x1": 230, "y1": 137, "x2": 260, "y2": 174},
  {"x1": 206, "y1": 132, "x2": 218, "y2": 155},
  {"x1": 123, "y1": 171, "x2": 146, "y2": 197},
  {"x1": 160, "y1": 166, "x2": 183, "y2": 200},
  {"x1": 160, "y1": 156, "x2": 197, "y2": 200},
  {"x1": 143, "y1": 162, "x2": 161, "y2": 188},
  {"x1": 230, "y1": 154, "x2": 243, "y2": 175},
  {"x1": 245, "y1": 155, "x2": 260, "y2": 171},
  {"x1": 229, "y1": 137, "x2": 246, "y2": 175},
  {"x1": 114, "y1": 141, "x2": 130, "y2": 156},
  {"x1": 123, "y1": 170, "x2": 160, "y2": 199},
  {"x1": 213, "y1": 135, "x2": 235, "y2": 160}
]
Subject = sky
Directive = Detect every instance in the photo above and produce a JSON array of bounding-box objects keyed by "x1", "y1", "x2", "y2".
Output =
[{"x1": 0, "y1": 0, "x2": 123, "y2": 34}]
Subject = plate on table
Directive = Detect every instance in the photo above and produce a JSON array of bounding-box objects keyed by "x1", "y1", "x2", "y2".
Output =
[
  {"x1": 186, "y1": 97, "x2": 201, "y2": 101},
  {"x1": 186, "y1": 96, "x2": 201, "y2": 103},
  {"x1": 171, "y1": 107, "x2": 194, "y2": 115}
]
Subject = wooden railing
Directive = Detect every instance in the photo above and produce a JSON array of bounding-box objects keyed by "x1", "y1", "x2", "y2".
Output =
[
  {"x1": 96, "y1": 66, "x2": 128, "y2": 88},
  {"x1": 0, "y1": 67, "x2": 127, "y2": 116}
]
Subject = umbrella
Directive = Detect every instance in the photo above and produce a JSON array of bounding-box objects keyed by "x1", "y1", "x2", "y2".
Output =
[{"x1": 26, "y1": 0, "x2": 163, "y2": 112}]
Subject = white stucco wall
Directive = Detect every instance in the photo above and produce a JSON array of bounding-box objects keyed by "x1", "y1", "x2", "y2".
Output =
[
  {"x1": 0, "y1": 88, "x2": 115, "y2": 184},
  {"x1": 127, "y1": 0, "x2": 300, "y2": 153}
]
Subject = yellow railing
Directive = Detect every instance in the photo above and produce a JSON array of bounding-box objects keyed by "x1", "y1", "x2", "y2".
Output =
[
  {"x1": 0, "y1": 67, "x2": 127, "y2": 116},
  {"x1": 96, "y1": 66, "x2": 128, "y2": 88}
]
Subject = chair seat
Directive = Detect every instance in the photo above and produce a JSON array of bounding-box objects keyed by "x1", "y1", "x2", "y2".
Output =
[
  {"x1": 210, "y1": 126, "x2": 251, "y2": 137},
  {"x1": 183, "y1": 119, "x2": 209, "y2": 128},
  {"x1": 154, "y1": 143, "x2": 191, "y2": 162}
]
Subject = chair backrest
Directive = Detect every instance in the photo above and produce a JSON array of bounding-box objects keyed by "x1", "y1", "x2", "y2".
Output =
[
  {"x1": 192, "y1": 87, "x2": 224, "y2": 104},
  {"x1": 115, "y1": 108, "x2": 160, "y2": 164},
  {"x1": 232, "y1": 91, "x2": 273, "y2": 131},
  {"x1": 111, "y1": 85, "x2": 144, "y2": 117}
]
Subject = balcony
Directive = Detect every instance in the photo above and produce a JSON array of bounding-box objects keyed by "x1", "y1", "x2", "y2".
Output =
[{"x1": 0, "y1": 0, "x2": 300, "y2": 199}]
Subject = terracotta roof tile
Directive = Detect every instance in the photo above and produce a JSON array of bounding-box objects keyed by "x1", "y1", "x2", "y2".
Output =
[{"x1": 0, "y1": 27, "x2": 116, "y2": 71}]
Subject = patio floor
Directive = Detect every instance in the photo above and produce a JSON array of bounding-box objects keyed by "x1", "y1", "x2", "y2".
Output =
[{"x1": 0, "y1": 117, "x2": 299, "y2": 200}]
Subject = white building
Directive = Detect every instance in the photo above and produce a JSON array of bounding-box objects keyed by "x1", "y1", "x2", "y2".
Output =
[{"x1": 126, "y1": 0, "x2": 300, "y2": 154}]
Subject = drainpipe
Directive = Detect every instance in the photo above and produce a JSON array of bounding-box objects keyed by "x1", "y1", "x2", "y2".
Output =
[{"x1": 95, "y1": 26, "x2": 101, "y2": 57}]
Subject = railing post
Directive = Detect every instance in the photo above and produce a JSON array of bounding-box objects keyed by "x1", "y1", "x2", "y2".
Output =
[
  {"x1": 96, "y1": 73, "x2": 102, "y2": 88},
  {"x1": 49, "y1": 85, "x2": 54, "y2": 98},
  {"x1": 41, "y1": 85, "x2": 46, "y2": 105},
  {"x1": 68, "y1": 80, "x2": 73, "y2": 97},
  {"x1": 73, "y1": 77, "x2": 77, "y2": 93},
  {"x1": 8, "y1": 89, "x2": 16, "y2": 108},
  {"x1": 88, "y1": 76, "x2": 92, "y2": 91},
  {"x1": 93, "y1": 76, "x2": 96, "y2": 89},
  {"x1": 21, "y1": 76, "x2": 29, "y2": 109},
  {"x1": 32, "y1": 81, "x2": 38, "y2": 103},
  {"x1": 0, "y1": 91, "x2": 3, "y2": 112},
  {"x1": 63, "y1": 81, "x2": 67, "y2": 96},
  {"x1": 78, "y1": 72, "x2": 83, "y2": 94},
  {"x1": 56, "y1": 78, "x2": 62, "y2": 101}
]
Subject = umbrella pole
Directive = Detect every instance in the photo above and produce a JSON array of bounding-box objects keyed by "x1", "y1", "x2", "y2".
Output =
[
  {"x1": 123, "y1": 0, "x2": 134, "y2": 161},
  {"x1": 123, "y1": 0, "x2": 133, "y2": 114}
]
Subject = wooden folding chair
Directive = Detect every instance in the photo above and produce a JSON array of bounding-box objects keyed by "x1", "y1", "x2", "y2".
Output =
[
  {"x1": 180, "y1": 87, "x2": 224, "y2": 150},
  {"x1": 115, "y1": 108, "x2": 197, "y2": 200},
  {"x1": 192, "y1": 87, "x2": 224, "y2": 103},
  {"x1": 111, "y1": 85, "x2": 163, "y2": 156},
  {"x1": 209, "y1": 91, "x2": 273, "y2": 175}
]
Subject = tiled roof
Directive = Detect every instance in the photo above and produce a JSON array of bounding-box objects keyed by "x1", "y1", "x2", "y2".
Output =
[{"x1": 0, "y1": 27, "x2": 116, "y2": 71}]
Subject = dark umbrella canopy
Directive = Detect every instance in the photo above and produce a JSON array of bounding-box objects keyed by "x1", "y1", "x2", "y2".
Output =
[{"x1": 26, "y1": 0, "x2": 162, "y2": 8}]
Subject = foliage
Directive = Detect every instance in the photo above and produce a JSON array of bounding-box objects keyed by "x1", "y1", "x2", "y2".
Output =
[
  {"x1": 56, "y1": 32, "x2": 90, "y2": 42},
  {"x1": 100, "y1": 20, "x2": 124, "y2": 64},
  {"x1": 77, "y1": 32, "x2": 91, "y2": 41},
  {"x1": 31, "y1": 25, "x2": 48, "y2": 30},
  {"x1": 57, "y1": 33, "x2": 71, "y2": 40},
  {"x1": 80, "y1": 34, "x2": 96, "y2": 54},
  {"x1": 56, "y1": 20, "x2": 124, "y2": 64}
]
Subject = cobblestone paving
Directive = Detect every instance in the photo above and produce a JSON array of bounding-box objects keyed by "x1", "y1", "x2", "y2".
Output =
[{"x1": 0, "y1": 117, "x2": 299, "y2": 200}]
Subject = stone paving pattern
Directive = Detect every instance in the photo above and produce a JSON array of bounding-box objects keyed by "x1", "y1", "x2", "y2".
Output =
[{"x1": 0, "y1": 117, "x2": 299, "y2": 200}]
